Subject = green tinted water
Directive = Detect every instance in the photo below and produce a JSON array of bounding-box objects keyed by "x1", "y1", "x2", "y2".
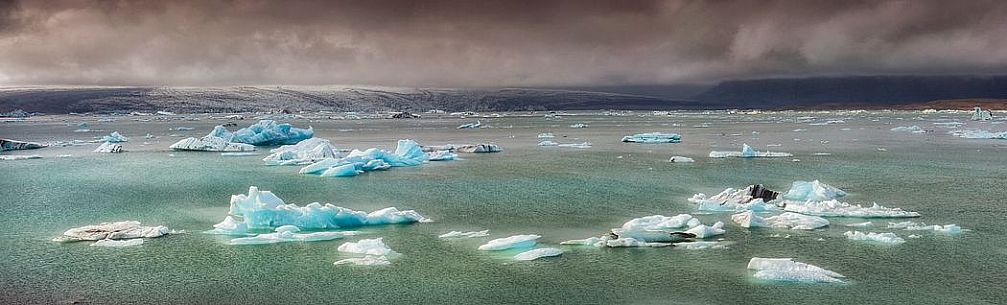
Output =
[{"x1": 1, "y1": 112, "x2": 1005, "y2": 304}]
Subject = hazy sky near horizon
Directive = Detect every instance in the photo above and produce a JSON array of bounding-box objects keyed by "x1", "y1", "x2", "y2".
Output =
[{"x1": 1, "y1": 0, "x2": 1006, "y2": 87}]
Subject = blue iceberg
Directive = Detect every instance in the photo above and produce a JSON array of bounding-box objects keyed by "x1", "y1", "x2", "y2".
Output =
[
  {"x1": 210, "y1": 120, "x2": 313, "y2": 145},
  {"x1": 101, "y1": 131, "x2": 129, "y2": 143},
  {"x1": 208, "y1": 186, "x2": 431, "y2": 234},
  {"x1": 621, "y1": 132, "x2": 681, "y2": 143},
  {"x1": 299, "y1": 139, "x2": 434, "y2": 178},
  {"x1": 262, "y1": 138, "x2": 340, "y2": 165}
]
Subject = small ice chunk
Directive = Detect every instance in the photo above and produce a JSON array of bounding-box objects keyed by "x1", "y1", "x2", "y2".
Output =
[
  {"x1": 338, "y1": 238, "x2": 398, "y2": 256},
  {"x1": 537, "y1": 133, "x2": 555, "y2": 138},
  {"x1": 669, "y1": 156, "x2": 695, "y2": 163},
  {"x1": 428, "y1": 150, "x2": 457, "y2": 161},
  {"x1": 478, "y1": 235, "x2": 541, "y2": 251},
  {"x1": 101, "y1": 131, "x2": 129, "y2": 143},
  {"x1": 688, "y1": 186, "x2": 780, "y2": 212},
  {"x1": 890, "y1": 126, "x2": 925, "y2": 134},
  {"x1": 844, "y1": 221, "x2": 873, "y2": 227},
  {"x1": 843, "y1": 231, "x2": 906, "y2": 244},
  {"x1": 685, "y1": 221, "x2": 726, "y2": 238},
  {"x1": 781, "y1": 180, "x2": 846, "y2": 202},
  {"x1": 621, "y1": 132, "x2": 681, "y2": 143},
  {"x1": 676, "y1": 241, "x2": 728, "y2": 250},
  {"x1": 513, "y1": 248, "x2": 563, "y2": 261},
  {"x1": 439, "y1": 230, "x2": 490, "y2": 239},
  {"x1": 94, "y1": 142, "x2": 124, "y2": 153},
  {"x1": 748, "y1": 257, "x2": 844, "y2": 283},
  {"x1": 0, "y1": 154, "x2": 42, "y2": 160},
  {"x1": 569, "y1": 123, "x2": 587, "y2": 128},
  {"x1": 709, "y1": 144, "x2": 792, "y2": 158},
  {"x1": 334, "y1": 255, "x2": 392, "y2": 266},
  {"x1": 91, "y1": 239, "x2": 144, "y2": 247}
]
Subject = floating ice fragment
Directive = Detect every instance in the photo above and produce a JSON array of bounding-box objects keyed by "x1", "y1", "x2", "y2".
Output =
[
  {"x1": 170, "y1": 135, "x2": 255, "y2": 152},
  {"x1": 0, "y1": 154, "x2": 42, "y2": 160},
  {"x1": 953, "y1": 129, "x2": 1007, "y2": 140},
  {"x1": 688, "y1": 185, "x2": 780, "y2": 212},
  {"x1": 101, "y1": 131, "x2": 129, "y2": 143},
  {"x1": 621, "y1": 132, "x2": 681, "y2": 143},
  {"x1": 887, "y1": 222, "x2": 962, "y2": 235},
  {"x1": 676, "y1": 241, "x2": 729, "y2": 250},
  {"x1": 781, "y1": 180, "x2": 846, "y2": 202},
  {"x1": 478, "y1": 235, "x2": 541, "y2": 251},
  {"x1": 428, "y1": 150, "x2": 458, "y2": 161},
  {"x1": 784, "y1": 200, "x2": 919, "y2": 218},
  {"x1": 669, "y1": 156, "x2": 695, "y2": 163},
  {"x1": 537, "y1": 133, "x2": 555, "y2": 138},
  {"x1": 732, "y1": 211, "x2": 829, "y2": 230},
  {"x1": 439, "y1": 230, "x2": 490, "y2": 239},
  {"x1": 228, "y1": 226, "x2": 358, "y2": 245},
  {"x1": 262, "y1": 138, "x2": 339, "y2": 165},
  {"x1": 212, "y1": 120, "x2": 313, "y2": 145},
  {"x1": 457, "y1": 121, "x2": 482, "y2": 129},
  {"x1": 844, "y1": 221, "x2": 873, "y2": 227},
  {"x1": 337, "y1": 238, "x2": 398, "y2": 256},
  {"x1": 1, "y1": 139, "x2": 43, "y2": 151},
  {"x1": 709, "y1": 144, "x2": 792, "y2": 158},
  {"x1": 94, "y1": 142, "x2": 124, "y2": 153},
  {"x1": 569, "y1": 123, "x2": 587, "y2": 128},
  {"x1": 748, "y1": 258, "x2": 844, "y2": 283},
  {"x1": 91, "y1": 239, "x2": 144, "y2": 247},
  {"x1": 972, "y1": 107, "x2": 993, "y2": 121},
  {"x1": 54, "y1": 221, "x2": 170, "y2": 242},
  {"x1": 890, "y1": 126, "x2": 925, "y2": 134},
  {"x1": 334, "y1": 255, "x2": 391, "y2": 266},
  {"x1": 299, "y1": 139, "x2": 431, "y2": 177},
  {"x1": 539, "y1": 140, "x2": 591, "y2": 148},
  {"x1": 513, "y1": 248, "x2": 563, "y2": 261},
  {"x1": 843, "y1": 231, "x2": 905, "y2": 244},
  {"x1": 685, "y1": 221, "x2": 726, "y2": 238}
]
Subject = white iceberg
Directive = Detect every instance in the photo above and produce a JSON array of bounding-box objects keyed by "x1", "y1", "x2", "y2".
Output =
[
  {"x1": 684, "y1": 221, "x2": 726, "y2": 238},
  {"x1": 439, "y1": 230, "x2": 490, "y2": 239},
  {"x1": 890, "y1": 126, "x2": 925, "y2": 134},
  {"x1": 513, "y1": 248, "x2": 563, "y2": 261},
  {"x1": 781, "y1": 180, "x2": 846, "y2": 202},
  {"x1": 91, "y1": 239, "x2": 144, "y2": 247},
  {"x1": 262, "y1": 138, "x2": 340, "y2": 165},
  {"x1": 953, "y1": 129, "x2": 1007, "y2": 140},
  {"x1": 748, "y1": 258, "x2": 845, "y2": 283},
  {"x1": 210, "y1": 120, "x2": 313, "y2": 145},
  {"x1": 337, "y1": 238, "x2": 398, "y2": 256},
  {"x1": 709, "y1": 144, "x2": 792, "y2": 158},
  {"x1": 688, "y1": 186, "x2": 780, "y2": 212},
  {"x1": 669, "y1": 156, "x2": 695, "y2": 163},
  {"x1": 621, "y1": 132, "x2": 681, "y2": 143},
  {"x1": 94, "y1": 142, "x2": 124, "y2": 153},
  {"x1": 887, "y1": 222, "x2": 963, "y2": 235},
  {"x1": 101, "y1": 131, "x2": 129, "y2": 143},
  {"x1": 843, "y1": 231, "x2": 906, "y2": 244},
  {"x1": 676, "y1": 241, "x2": 729, "y2": 250},
  {"x1": 732, "y1": 211, "x2": 829, "y2": 230},
  {"x1": 228, "y1": 225, "x2": 358, "y2": 245},
  {"x1": 208, "y1": 186, "x2": 430, "y2": 234},
  {"x1": 334, "y1": 255, "x2": 391, "y2": 266},
  {"x1": 170, "y1": 135, "x2": 256, "y2": 152},
  {"x1": 478, "y1": 235, "x2": 541, "y2": 251},
  {"x1": 54, "y1": 221, "x2": 170, "y2": 242},
  {"x1": 0, "y1": 154, "x2": 42, "y2": 160},
  {"x1": 784, "y1": 200, "x2": 920, "y2": 218}
]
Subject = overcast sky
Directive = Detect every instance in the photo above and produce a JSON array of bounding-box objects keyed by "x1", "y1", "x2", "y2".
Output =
[{"x1": 1, "y1": 0, "x2": 1005, "y2": 87}]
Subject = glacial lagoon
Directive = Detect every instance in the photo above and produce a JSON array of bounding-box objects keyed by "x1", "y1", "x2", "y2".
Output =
[{"x1": 2, "y1": 111, "x2": 1005, "y2": 304}]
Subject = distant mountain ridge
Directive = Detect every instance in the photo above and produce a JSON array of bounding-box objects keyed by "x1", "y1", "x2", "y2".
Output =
[{"x1": 3, "y1": 75, "x2": 1007, "y2": 113}]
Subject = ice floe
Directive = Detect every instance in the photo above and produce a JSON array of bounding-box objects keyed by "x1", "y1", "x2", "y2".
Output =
[
  {"x1": 843, "y1": 231, "x2": 906, "y2": 244},
  {"x1": 91, "y1": 239, "x2": 144, "y2": 247},
  {"x1": 478, "y1": 235, "x2": 541, "y2": 251},
  {"x1": 709, "y1": 144, "x2": 792, "y2": 158},
  {"x1": 94, "y1": 141, "x2": 124, "y2": 153},
  {"x1": 784, "y1": 200, "x2": 920, "y2": 218},
  {"x1": 688, "y1": 185, "x2": 781, "y2": 212},
  {"x1": 669, "y1": 156, "x2": 695, "y2": 163},
  {"x1": 732, "y1": 211, "x2": 829, "y2": 230},
  {"x1": 228, "y1": 225, "x2": 359, "y2": 245},
  {"x1": 676, "y1": 241, "x2": 729, "y2": 250},
  {"x1": 0, "y1": 154, "x2": 42, "y2": 160},
  {"x1": 538, "y1": 140, "x2": 592, "y2": 148},
  {"x1": 748, "y1": 258, "x2": 845, "y2": 283},
  {"x1": 621, "y1": 132, "x2": 681, "y2": 143},
  {"x1": 54, "y1": 221, "x2": 171, "y2": 242},
  {"x1": 262, "y1": 138, "x2": 340, "y2": 165},
  {"x1": 101, "y1": 131, "x2": 129, "y2": 143},
  {"x1": 1, "y1": 139, "x2": 43, "y2": 151},
  {"x1": 887, "y1": 221, "x2": 963, "y2": 235},
  {"x1": 338, "y1": 238, "x2": 398, "y2": 256},
  {"x1": 569, "y1": 123, "x2": 587, "y2": 128},
  {"x1": 439, "y1": 230, "x2": 490, "y2": 239},
  {"x1": 890, "y1": 126, "x2": 925, "y2": 134},
  {"x1": 210, "y1": 120, "x2": 313, "y2": 145},
  {"x1": 299, "y1": 139, "x2": 434, "y2": 177},
  {"x1": 170, "y1": 135, "x2": 256, "y2": 152},
  {"x1": 334, "y1": 255, "x2": 391, "y2": 266},
  {"x1": 537, "y1": 133, "x2": 555, "y2": 138},
  {"x1": 423, "y1": 143, "x2": 502, "y2": 153},
  {"x1": 513, "y1": 248, "x2": 563, "y2": 261},
  {"x1": 207, "y1": 186, "x2": 430, "y2": 234},
  {"x1": 953, "y1": 129, "x2": 1007, "y2": 140},
  {"x1": 457, "y1": 121, "x2": 482, "y2": 129}
]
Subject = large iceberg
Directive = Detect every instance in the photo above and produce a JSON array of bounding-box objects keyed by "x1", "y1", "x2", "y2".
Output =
[
  {"x1": 210, "y1": 120, "x2": 313, "y2": 145},
  {"x1": 709, "y1": 144, "x2": 792, "y2": 158},
  {"x1": 299, "y1": 139, "x2": 434, "y2": 178},
  {"x1": 170, "y1": 135, "x2": 256, "y2": 152},
  {"x1": 747, "y1": 258, "x2": 845, "y2": 283},
  {"x1": 478, "y1": 235, "x2": 541, "y2": 251},
  {"x1": 101, "y1": 131, "x2": 129, "y2": 143},
  {"x1": 207, "y1": 186, "x2": 430, "y2": 234},
  {"x1": 621, "y1": 132, "x2": 681, "y2": 143},
  {"x1": 53, "y1": 221, "x2": 171, "y2": 242},
  {"x1": 843, "y1": 231, "x2": 906, "y2": 244},
  {"x1": 514, "y1": 248, "x2": 563, "y2": 261},
  {"x1": 262, "y1": 138, "x2": 340, "y2": 165}
]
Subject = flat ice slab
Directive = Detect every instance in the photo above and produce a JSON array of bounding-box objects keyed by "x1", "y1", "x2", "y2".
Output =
[
  {"x1": 513, "y1": 248, "x2": 563, "y2": 261},
  {"x1": 709, "y1": 144, "x2": 792, "y2": 158},
  {"x1": 843, "y1": 231, "x2": 906, "y2": 244},
  {"x1": 748, "y1": 258, "x2": 845, "y2": 283},
  {"x1": 170, "y1": 135, "x2": 256, "y2": 152},
  {"x1": 478, "y1": 235, "x2": 541, "y2": 251},
  {"x1": 211, "y1": 120, "x2": 313, "y2": 145},
  {"x1": 54, "y1": 221, "x2": 170, "y2": 242},
  {"x1": 621, "y1": 132, "x2": 681, "y2": 143}
]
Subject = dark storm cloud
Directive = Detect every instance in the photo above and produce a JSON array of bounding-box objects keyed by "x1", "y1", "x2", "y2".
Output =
[{"x1": 1, "y1": 0, "x2": 1005, "y2": 86}]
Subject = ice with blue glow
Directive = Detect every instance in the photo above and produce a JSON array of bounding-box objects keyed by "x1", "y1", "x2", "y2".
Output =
[
  {"x1": 782, "y1": 180, "x2": 847, "y2": 202},
  {"x1": 262, "y1": 138, "x2": 340, "y2": 165},
  {"x1": 513, "y1": 248, "x2": 563, "y2": 261},
  {"x1": 207, "y1": 186, "x2": 430, "y2": 234},
  {"x1": 300, "y1": 139, "x2": 438, "y2": 177},
  {"x1": 478, "y1": 235, "x2": 541, "y2": 251},
  {"x1": 621, "y1": 132, "x2": 681, "y2": 143},
  {"x1": 210, "y1": 120, "x2": 313, "y2": 145},
  {"x1": 748, "y1": 258, "x2": 845, "y2": 283},
  {"x1": 101, "y1": 131, "x2": 129, "y2": 143}
]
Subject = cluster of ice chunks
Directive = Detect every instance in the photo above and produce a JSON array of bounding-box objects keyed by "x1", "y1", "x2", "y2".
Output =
[
  {"x1": 748, "y1": 258, "x2": 845, "y2": 283},
  {"x1": 691, "y1": 180, "x2": 919, "y2": 218},
  {"x1": 887, "y1": 221, "x2": 962, "y2": 235},
  {"x1": 53, "y1": 221, "x2": 172, "y2": 247},
  {"x1": 953, "y1": 129, "x2": 1007, "y2": 140},
  {"x1": 210, "y1": 120, "x2": 314, "y2": 145},
  {"x1": 262, "y1": 138, "x2": 340, "y2": 166},
  {"x1": 621, "y1": 132, "x2": 681, "y2": 143},
  {"x1": 299, "y1": 139, "x2": 450, "y2": 177},
  {"x1": 206, "y1": 186, "x2": 430, "y2": 237},
  {"x1": 843, "y1": 231, "x2": 906, "y2": 244},
  {"x1": 709, "y1": 144, "x2": 792, "y2": 158}
]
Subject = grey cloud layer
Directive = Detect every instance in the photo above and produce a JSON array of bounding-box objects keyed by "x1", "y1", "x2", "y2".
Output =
[{"x1": 1, "y1": 0, "x2": 1005, "y2": 86}]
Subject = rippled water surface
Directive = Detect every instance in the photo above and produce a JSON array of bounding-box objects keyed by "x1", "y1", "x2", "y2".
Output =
[{"x1": 2, "y1": 111, "x2": 1005, "y2": 304}]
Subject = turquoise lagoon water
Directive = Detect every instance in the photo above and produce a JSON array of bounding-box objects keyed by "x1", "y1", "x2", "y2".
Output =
[{"x1": 1, "y1": 112, "x2": 1005, "y2": 304}]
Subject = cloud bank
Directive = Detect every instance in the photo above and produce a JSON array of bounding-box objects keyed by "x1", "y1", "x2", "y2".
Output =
[{"x1": 1, "y1": 0, "x2": 1005, "y2": 86}]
